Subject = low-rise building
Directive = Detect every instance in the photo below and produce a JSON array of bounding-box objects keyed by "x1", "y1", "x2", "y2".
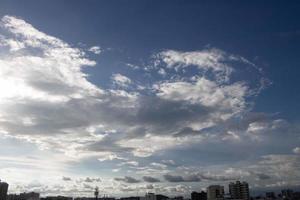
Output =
[{"x1": 41, "y1": 196, "x2": 72, "y2": 200}]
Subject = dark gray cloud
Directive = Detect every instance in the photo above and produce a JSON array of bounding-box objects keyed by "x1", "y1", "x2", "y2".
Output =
[
  {"x1": 84, "y1": 177, "x2": 101, "y2": 183},
  {"x1": 62, "y1": 176, "x2": 72, "y2": 181},
  {"x1": 163, "y1": 174, "x2": 201, "y2": 182},
  {"x1": 142, "y1": 176, "x2": 161, "y2": 183},
  {"x1": 84, "y1": 135, "x2": 133, "y2": 153},
  {"x1": 163, "y1": 174, "x2": 184, "y2": 182},
  {"x1": 255, "y1": 173, "x2": 271, "y2": 180},
  {"x1": 114, "y1": 176, "x2": 140, "y2": 183},
  {"x1": 199, "y1": 173, "x2": 237, "y2": 181},
  {"x1": 173, "y1": 127, "x2": 204, "y2": 137}
]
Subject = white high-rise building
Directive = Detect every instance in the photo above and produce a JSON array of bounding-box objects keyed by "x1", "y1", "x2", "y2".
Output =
[{"x1": 207, "y1": 185, "x2": 224, "y2": 200}]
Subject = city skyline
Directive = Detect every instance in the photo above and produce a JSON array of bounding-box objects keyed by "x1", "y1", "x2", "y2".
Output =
[
  {"x1": 2, "y1": 180, "x2": 300, "y2": 199},
  {"x1": 0, "y1": 0, "x2": 300, "y2": 198}
]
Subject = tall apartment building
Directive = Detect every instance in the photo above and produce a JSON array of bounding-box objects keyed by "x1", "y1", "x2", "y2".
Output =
[
  {"x1": 207, "y1": 185, "x2": 224, "y2": 200},
  {"x1": 0, "y1": 180, "x2": 9, "y2": 200},
  {"x1": 229, "y1": 181, "x2": 249, "y2": 200}
]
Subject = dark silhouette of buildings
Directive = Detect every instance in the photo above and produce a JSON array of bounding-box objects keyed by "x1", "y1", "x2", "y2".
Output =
[
  {"x1": 120, "y1": 197, "x2": 140, "y2": 200},
  {"x1": 41, "y1": 196, "x2": 72, "y2": 200},
  {"x1": 156, "y1": 194, "x2": 168, "y2": 200},
  {"x1": 7, "y1": 192, "x2": 40, "y2": 200},
  {"x1": 75, "y1": 198, "x2": 115, "y2": 200},
  {"x1": 0, "y1": 180, "x2": 8, "y2": 200},
  {"x1": 191, "y1": 191, "x2": 207, "y2": 200},
  {"x1": 281, "y1": 189, "x2": 293, "y2": 199},
  {"x1": 265, "y1": 192, "x2": 275, "y2": 199}
]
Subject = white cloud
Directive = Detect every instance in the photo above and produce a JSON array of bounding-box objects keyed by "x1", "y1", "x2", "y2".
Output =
[
  {"x1": 118, "y1": 160, "x2": 139, "y2": 167},
  {"x1": 0, "y1": 15, "x2": 296, "y2": 197},
  {"x1": 154, "y1": 77, "x2": 248, "y2": 120},
  {"x1": 158, "y1": 49, "x2": 235, "y2": 82},
  {"x1": 246, "y1": 119, "x2": 288, "y2": 137},
  {"x1": 126, "y1": 63, "x2": 140, "y2": 70},
  {"x1": 111, "y1": 73, "x2": 132, "y2": 88},
  {"x1": 293, "y1": 147, "x2": 300, "y2": 154},
  {"x1": 0, "y1": 16, "x2": 284, "y2": 162},
  {"x1": 247, "y1": 122, "x2": 269, "y2": 134},
  {"x1": 0, "y1": 15, "x2": 109, "y2": 159},
  {"x1": 89, "y1": 46, "x2": 101, "y2": 54},
  {"x1": 3, "y1": 39, "x2": 25, "y2": 51},
  {"x1": 158, "y1": 68, "x2": 167, "y2": 76},
  {"x1": 97, "y1": 153, "x2": 124, "y2": 162},
  {"x1": 161, "y1": 160, "x2": 176, "y2": 166}
]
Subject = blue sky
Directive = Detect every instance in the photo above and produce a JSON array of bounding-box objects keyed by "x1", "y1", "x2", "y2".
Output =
[{"x1": 0, "y1": 0, "x2": 300, "y2": 198}]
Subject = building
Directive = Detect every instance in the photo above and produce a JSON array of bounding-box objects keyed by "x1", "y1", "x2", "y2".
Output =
[
  {"x1": 191, "y1": 191, "x2": 207, "y2": 200},
  {"x1": 281, "y1": 189, "x2": 293, "y2": 199},
  {"x1": 120, "y1": 197, "x2": 140, "y2": 200},
  {"x1": 75, "y1": 198, "x2": 115, "y2": 200},
  {"x1": 207, "y1": 185, "x2": 224, "y2": 200},
  {"x1": 7, "y1": 192, "x2": 40, "y2": 200},
  {"x1": 265, "y1": 192, "x2": 275, "y2": 199},
  {"x1": 292, "y1": 192, "x2": 300, "y2": 200},
  {"x1": 169, "y1": 197, "x2": 183, "y2": 200},
  {"x1": 229, "y1": 181, "x2": 249, "y2": 200},
  {"x1": 0, "y1": 180, "x2": 9, "y2": 200},
  {"x1": 20, "y1": 192, "x2": 40, "y2": 200},
  {"x1": 145, "y1": 193, "x2": 157, "y2": 200},
  {"x1": 7, "y1": 194, "x2": 18, "y2": 200},
  {"x1": 156, "y1": 195, "x2": 168, "y2": 200},
  {"x1": 41, "y1": 196, "x2": 72, "y2": 200}
]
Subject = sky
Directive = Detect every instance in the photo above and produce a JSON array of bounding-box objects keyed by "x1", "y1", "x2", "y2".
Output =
[{"x1": 0, "y1": 0, "x2": 300, "y2": 198}]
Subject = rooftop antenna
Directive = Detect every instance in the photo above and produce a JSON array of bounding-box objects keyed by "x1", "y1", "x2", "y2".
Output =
[{"x1": 95, "y1": 187, "x2": 99, "y2": 200}]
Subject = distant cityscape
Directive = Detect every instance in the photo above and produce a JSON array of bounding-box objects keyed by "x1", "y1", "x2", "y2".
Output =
[{"x1": 1, "y1": 180, "x2": 299, "y2": 200}]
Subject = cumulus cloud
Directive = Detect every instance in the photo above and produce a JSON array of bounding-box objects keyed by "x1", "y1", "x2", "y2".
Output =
[
  {"x1": 1, "y1": 15, "x2": 298, "y2": 197},
  {"x1": 0, "y1": 15, "x2": 109, "y2": 157},
  {"x1": 154, "y1": 77, "x2": 248, "y2": 122},
  {"x1": 0, "y1": 15, "x2": 272, "y2": 162}
]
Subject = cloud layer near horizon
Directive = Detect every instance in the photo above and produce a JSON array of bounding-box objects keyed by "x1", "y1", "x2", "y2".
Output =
[{"x1": 0, "y1": 15, "x2": 299, "y2": 197}]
